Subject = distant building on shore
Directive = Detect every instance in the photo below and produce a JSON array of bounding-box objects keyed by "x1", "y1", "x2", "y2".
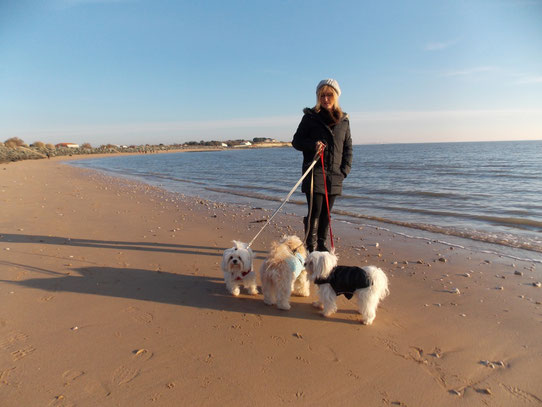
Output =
[
  {"x1": 253, "y1": 137, "x2": 278, "y2": 143},
  {"x1": 56, "y1": 143, "x2": 79, "y2": 149}
]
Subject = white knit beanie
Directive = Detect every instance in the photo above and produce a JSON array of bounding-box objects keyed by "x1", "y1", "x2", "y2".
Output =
[{"x1": 316, "y1": 79, "x2": 341, "y2": 97}]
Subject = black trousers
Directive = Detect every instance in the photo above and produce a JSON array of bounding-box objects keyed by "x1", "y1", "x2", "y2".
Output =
[
  {"x1": 305, "y1": 192, "x2": 336, "y2": 223},
  {"x1": 305, "y1": 192, "x2": 336, "y2": 247}
]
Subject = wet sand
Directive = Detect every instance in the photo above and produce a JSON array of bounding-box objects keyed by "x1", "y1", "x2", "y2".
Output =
[{"x1": 1, "y1": 156, "x2": 541, "y2": 406}]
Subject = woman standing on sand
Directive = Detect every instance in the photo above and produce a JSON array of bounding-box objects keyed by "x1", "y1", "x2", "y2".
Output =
[{"x1": 292, "y1": 79, "x2": 353, "y2": 252}]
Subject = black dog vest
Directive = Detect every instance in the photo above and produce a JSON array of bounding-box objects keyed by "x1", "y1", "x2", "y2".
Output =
[{"x1": 314, "y1": 266, "x2": 371, "y2": 299}]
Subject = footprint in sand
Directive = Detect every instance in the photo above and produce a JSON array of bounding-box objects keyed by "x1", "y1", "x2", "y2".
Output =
[
  {"x1": 124, "y1": 307, "x2": 154, "y2": 324},
  {"x1": 110, "y1": 348, "x2": 154, "y2": 387},
  {"x1": 1, "y1": 367, "x2": 17, "y2": 386},
  {"x1": 62, "y1": 369, "x2": 85, "y2": 384},
  {"x1": 11, "y1": 345, "x2": 36, "y2": 361},
  {"x1": 111, "y1": 365, "x2": 141, "y2": 386},
  {"x1": 39, "y1": 295, "x2": 55, "y2": 302},
  {"x1": 0, "y1": 331, "x2": 29, "y2": 350},
  {"x1": 1, "y1": 331, "x2": 35, "y2": 361},
  {"x1": 501, "y1": 384, "x2": 542, "y2": 404}
]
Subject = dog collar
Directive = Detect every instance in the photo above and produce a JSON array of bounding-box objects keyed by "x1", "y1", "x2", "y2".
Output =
[{"x1": 235, "y1": 269, "x2": 252, "y2": 281}]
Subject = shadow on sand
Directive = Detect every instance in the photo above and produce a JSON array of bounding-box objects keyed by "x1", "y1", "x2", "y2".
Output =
[
  {"x1": 0, "y1": 232, "x2": 267, "y2": 258},
  {"x1": 0, "y1": 233, "x2": 360, "y2": 324}
]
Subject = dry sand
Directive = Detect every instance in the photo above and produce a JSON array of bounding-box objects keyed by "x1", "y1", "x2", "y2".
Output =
[{"x1": 1, "y1": 156, "x2": 541, "y2": 406}]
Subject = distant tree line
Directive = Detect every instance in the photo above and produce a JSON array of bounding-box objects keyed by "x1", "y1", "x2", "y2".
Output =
[
  {"x1": 0, "y1": 136, "x2": 286, "y2": 163},
  {"x1": 185, "y1": 138, "x2": 277, "y2": 146}
]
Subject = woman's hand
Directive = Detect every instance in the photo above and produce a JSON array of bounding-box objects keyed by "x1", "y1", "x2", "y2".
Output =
[{"x1": 316, "y1": 141, "x2": 326, "y2": 154}]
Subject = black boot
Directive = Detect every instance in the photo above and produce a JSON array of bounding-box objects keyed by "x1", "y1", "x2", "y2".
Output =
[
  {"x1": 304, "y1": 216, "x2": 318, "y2": 253},
  {"x1": 317, "y1": 215, "x2": 330, "y2": 252}
]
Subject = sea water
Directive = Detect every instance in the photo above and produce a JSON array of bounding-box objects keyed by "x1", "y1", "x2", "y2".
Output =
[{"x1": 70, "y1": 140, "x2": 542, "y2": 262}]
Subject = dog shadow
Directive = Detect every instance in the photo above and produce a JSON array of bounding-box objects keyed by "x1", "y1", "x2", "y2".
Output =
[
  {"x1": 0, "y1": 233, "x2": 362, "y2": 324},
  {"x1": 0, "y1": 262, "x2": 361, "y2": 325}
]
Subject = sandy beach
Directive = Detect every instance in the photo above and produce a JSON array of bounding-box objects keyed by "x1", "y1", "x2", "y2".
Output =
[{"x1": 1, "y1": 156, "x2": 541, "y2": 407}]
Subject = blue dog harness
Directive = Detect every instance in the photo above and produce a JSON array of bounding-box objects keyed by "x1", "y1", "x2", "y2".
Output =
[{"x1": 284, "y1": 252, "x2": 305, "y2": 279}]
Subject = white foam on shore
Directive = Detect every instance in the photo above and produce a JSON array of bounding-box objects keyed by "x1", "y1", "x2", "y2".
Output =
[{"x1": 335, "y1": 218, "x2": 542, "y2": 265}]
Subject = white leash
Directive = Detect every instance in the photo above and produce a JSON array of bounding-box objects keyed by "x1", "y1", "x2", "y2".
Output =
[{"x1": 247, "y1": 157, "x2": 319, "y2": 249}]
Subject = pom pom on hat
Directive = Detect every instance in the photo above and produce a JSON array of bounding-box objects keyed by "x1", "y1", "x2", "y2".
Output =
[{"x1": 316, "y1": 79, "x2": 341, "y2": 97}]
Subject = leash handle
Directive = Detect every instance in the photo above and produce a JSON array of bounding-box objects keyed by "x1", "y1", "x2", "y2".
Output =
[{"x1": 319, "y1": 150, "x2": 334, "y2": 252}]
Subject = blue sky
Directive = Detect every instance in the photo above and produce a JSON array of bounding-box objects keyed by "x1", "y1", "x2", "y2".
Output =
[{"x1": 1, "y1": 0, "x2": 541, "y2": 146}]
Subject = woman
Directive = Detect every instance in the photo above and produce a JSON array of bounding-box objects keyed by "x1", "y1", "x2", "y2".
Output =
[{"x1": 292, "y1": 79, "x2": 353, "y2": 252}]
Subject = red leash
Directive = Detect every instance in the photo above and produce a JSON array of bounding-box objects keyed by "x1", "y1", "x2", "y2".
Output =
[{"x1": 319, "y1": 150, "x2": 335, "y2": 252}]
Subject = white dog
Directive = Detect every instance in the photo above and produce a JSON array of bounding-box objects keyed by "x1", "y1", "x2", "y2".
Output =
[
  {"x1": 305, "y1": 251, "x2": 389, "y2": 325},
  {"x1": 259, "y1": 235, "x2": 310, "y2": 310},
  {"x1": 221, "y1": 241, "x2": 258, "y2": 296}
]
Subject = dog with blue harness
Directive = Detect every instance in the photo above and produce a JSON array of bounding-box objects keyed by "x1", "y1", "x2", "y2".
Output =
[{"x1": 259, "y1": 235, "x2": 310, "y2": 310}]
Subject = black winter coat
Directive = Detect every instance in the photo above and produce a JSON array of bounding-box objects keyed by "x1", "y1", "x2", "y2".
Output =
[{"x1": 292, "y1": 108, "x2": 353, "y2": 195}]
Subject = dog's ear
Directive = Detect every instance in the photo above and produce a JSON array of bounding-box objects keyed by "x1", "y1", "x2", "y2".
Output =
[
  {"x1": 319, "y1": 252, "x2": 338, "y2": 277},
  {"x1": 221, "y1": 248, "x2": 232, "y2": 270},
  {"x1": 232, "y1": 240, "x2": 247, "y2": 250}
]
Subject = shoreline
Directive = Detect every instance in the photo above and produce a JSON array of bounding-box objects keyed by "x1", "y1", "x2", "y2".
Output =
[
  {"x1": 63, "y1": 151, "x2": 542, "y2": 264},
  {"x1": 1, "y1": 158, "x2": 541, "y2": 406}
]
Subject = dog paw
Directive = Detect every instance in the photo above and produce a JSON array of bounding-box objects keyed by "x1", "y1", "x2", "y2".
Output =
[
  {"x1": 230, "y1": 288, "x2": 240, "y2": 296},
  {"x1": 277, "y1": 303, "x2": 291, "y2": 311},
  {"x1": 312, "y1": 301, "x2": 324, "y2": 310},
  {"x1": 361, "y1": 319, "x2": 374, "y2": 325},
  {"x1": 263, "y1": 298, "x2": 275, "y2": 306},
  {"x1": 247, "y1": 286, "x2": 258, "y2": 295}
]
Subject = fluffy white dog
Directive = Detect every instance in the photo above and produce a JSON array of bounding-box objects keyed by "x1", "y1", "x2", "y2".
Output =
[
  {"x1": 259, "y1": 235, "x2": 310, "y2": 310},
  {"x1": 221, "y1": 241, "x2": 258, "y2": 296},
  {"x1": 305, "y1": 251, "x2": 389, "y2": 325}
]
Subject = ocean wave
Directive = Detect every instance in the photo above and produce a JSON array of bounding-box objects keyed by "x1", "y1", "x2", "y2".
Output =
[
  {"x1": 344, "y1": 189, "x2": 470, "y2": 200},
  {"x1": 202, "y1": 186, "x2": 542, "y2": 254},
  {"x1": 331, "y1": 209, "x2": 542, "y2": 254},
  {"x1": 347, "y1": 204, "x2": 542, "y2": 232},
  {"x1": 204, "y1": 187, "x2": 306, "y2": 206}
]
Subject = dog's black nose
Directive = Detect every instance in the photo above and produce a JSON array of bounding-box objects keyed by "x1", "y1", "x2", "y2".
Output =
[{"x1": 232, "y1": 259, "x2": 238, "y2": 264}]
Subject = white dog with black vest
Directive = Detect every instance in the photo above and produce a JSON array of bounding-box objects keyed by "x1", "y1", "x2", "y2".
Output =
[{"x1": 305, "y1": 251, "x2": 389, "y2": 325}]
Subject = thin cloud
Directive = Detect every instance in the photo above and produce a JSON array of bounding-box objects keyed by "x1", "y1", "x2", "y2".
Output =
[
  {"x1": 349, "y1": 108, "x2": 542, "y2": 122},
  {"x1": 515, "y1": 75, "x2": 542, "y2": 84},
  {"x1": 440, "y1": 66, "x2": 497, "y2": 77},
  {"x1": 424, "y1": 39, "x2": 458, "y2": 51}
]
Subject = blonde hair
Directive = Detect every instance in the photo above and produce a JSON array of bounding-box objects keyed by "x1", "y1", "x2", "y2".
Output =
[{"x1": 315, "y1": 85, "x2": 343, "y2": 118}]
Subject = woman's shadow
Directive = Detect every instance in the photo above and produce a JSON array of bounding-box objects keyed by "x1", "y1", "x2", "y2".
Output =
[
  {"x1": 0, "y1": 232, "x2": 361, "y2": 324},
  {"x1": 1, "y1": 262, "x2": 361, "y2": 324}
]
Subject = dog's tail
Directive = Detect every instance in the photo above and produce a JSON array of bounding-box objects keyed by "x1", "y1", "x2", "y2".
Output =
[
  {"x1": 357, "y1": 266, "x2": 389, "y2": 325},
  {"x1": 364, "y1": 266, "x2": 390, "y2": 301}
]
